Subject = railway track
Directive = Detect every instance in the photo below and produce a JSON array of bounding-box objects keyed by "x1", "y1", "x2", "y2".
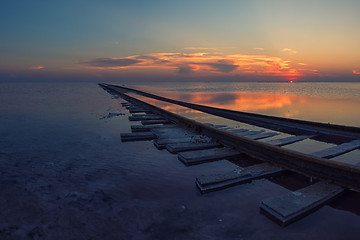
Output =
[{"x1": 99, "y1": 83, "x2": 360, "y2": 226}]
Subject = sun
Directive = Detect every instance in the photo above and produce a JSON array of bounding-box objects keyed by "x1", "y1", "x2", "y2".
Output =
[{"x1": 288, "y1": 77, "x2": 296, "y2": 83}]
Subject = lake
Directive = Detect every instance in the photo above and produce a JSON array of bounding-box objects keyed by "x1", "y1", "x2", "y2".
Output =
[{"x1": 0, "y1": 81, "x2": 360, "y2": 239}]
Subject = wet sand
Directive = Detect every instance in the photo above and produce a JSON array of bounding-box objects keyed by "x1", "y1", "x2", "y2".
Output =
[{"x1": 1, "y1": 82, "x2": 360, "y2": 239}]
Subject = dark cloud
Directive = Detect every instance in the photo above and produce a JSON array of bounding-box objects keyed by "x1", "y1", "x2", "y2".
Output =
[
  {"x1": 134, "y1": 55, "x2": 158, "y2": 60},
  {"x1": 206, "y1": 63, "x2": 238, "y2": 73},
  {"x1": 177, "y1": 65, "x2": 194, "y2": 74},
  {"x1": 80, "y1": 58, "x2": 142, "y2": 68},
  {"x1": 155, "y1": 59, "x2": 171, "y2": 64}
]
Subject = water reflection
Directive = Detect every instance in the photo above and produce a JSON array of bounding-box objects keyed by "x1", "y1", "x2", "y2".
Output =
[
  {"x1": 130, "y1": 88, "x2": 360, "y2": 128},
  {"x1": 172, "y1": 92, "x2": 297, "y2": 111}
]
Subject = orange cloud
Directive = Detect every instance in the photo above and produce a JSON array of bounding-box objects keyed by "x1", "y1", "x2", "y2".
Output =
[
  {"x1": 29, "y1": 65, "x2": 45, "y2": 70},
  {"x1": 183, "y1": 47, "x2": 217, "y2": 50},
  {"x1": 353, "y1": 69, "x2": 360, "y2": 75},
  {"x1": 282, "y1": 48, "x2": 297, "y2": 54},
  {"x1": 79, "y1": 52, "x2": 317, "y2": 77},
  {"x1": 253, "y1": 48, "x2": 264, "y2": 50}
]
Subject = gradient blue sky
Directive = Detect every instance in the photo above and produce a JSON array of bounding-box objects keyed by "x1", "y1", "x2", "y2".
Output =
[{"x1": 1, "y1": 0, "x2": 360, "y2": 82}]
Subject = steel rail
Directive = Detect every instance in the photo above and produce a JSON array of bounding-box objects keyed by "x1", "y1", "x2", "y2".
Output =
[
  {"x1": 99, "y1": 83, "x2": 360, "y2": 191},
  {"x1": 103, "y1": 83, "x2": 360, "y2": 142}
]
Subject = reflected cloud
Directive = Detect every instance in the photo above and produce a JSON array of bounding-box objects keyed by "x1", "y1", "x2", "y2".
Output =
[
  {"x1": 79, "y1": 51, "x2": 317, "y2": 77},
  {"x1": 148, "y1": 91, "x2": 299, "y2": 112},
  {"x1": 183, "y1": 92, "x2": 296, "y2": 111}
]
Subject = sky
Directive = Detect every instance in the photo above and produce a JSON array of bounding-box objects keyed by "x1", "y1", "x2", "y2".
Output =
[{"x1": 1, "y1": 0, "x2": 360, "y2": 82}]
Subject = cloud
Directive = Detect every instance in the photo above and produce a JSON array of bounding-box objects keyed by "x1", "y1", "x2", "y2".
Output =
[
  {"x1": 353, "y1": 69, "x2": 360, "y2": 75},
  {"x1": 134, "y1": 55, "x2": 159, "y2": 60},
  {"x1": 79, "y1": 52, "x2": 317, "y2": 77},
  {"x1": 253, "y1": 48, "x2": 264, "y2": 50},
  {"x1": 79, "y1": 58, "x2": 142, "y2": 68},
  {"x1": 298, "y1": 62, "x2": 307, "y2": 66},
  {"x1": 177, "y1": 65, "x2": 195, "y2": 74},
  {"x1": 183, "y1": 47, "x2": 217, "y2": 50},
  {"x1": 282, "y1": 48, "x2": 297, "y2": 54},
  {"x1": 29, "y1": 65, "x2": 45, "y2": 70},
  {"x1": 205, "y1": 63, "x2": 238, "y2": 73}
]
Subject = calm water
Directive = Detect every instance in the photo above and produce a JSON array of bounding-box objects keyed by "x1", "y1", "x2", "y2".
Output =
[
  {"x1": 121, "y1": 82, "x2": 360, "y2": 166},
  {"x1": 1, "y1": 81, "x2": 360, "y2": 239},
  {"x1": 125, "y1": 82, "x2": 360, "y2": 127}
]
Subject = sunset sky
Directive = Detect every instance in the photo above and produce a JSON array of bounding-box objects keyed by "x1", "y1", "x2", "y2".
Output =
[{"x1": 1, "y1": 0, "x2": 360, "y2": 82}]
